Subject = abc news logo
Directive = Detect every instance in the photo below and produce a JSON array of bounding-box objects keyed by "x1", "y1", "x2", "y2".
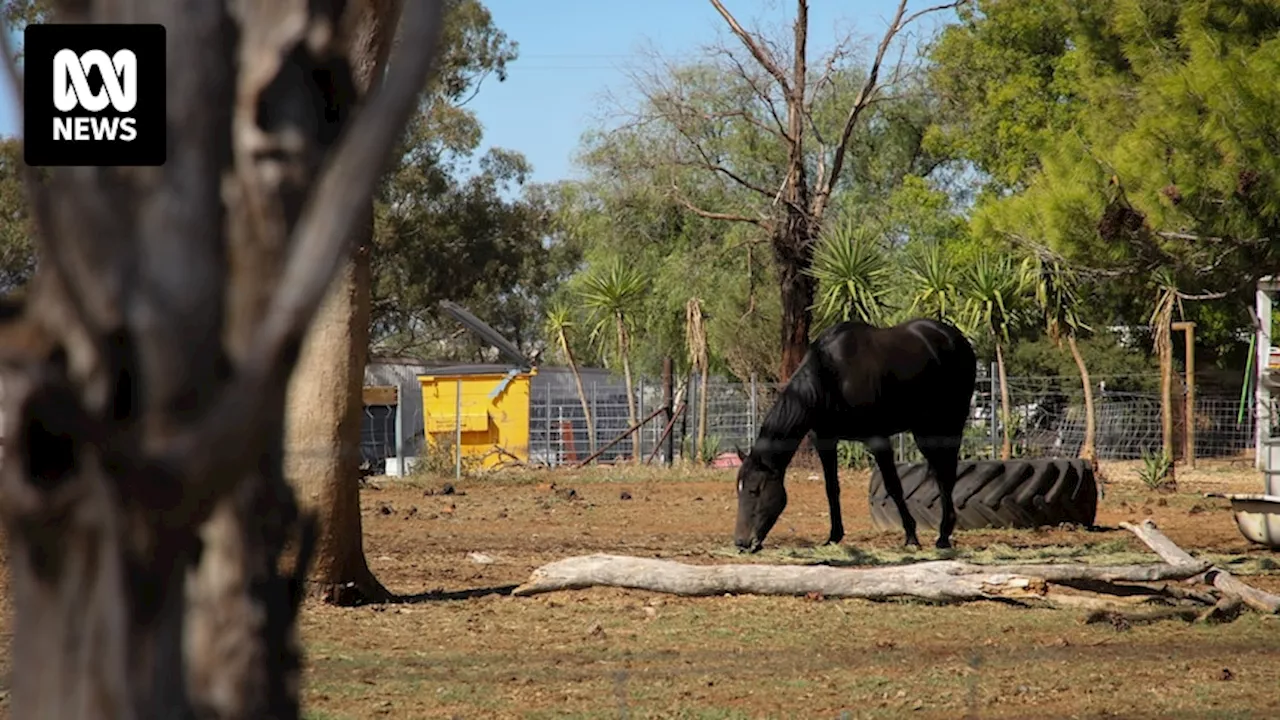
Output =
[
  {"x1": 53, "y1": 49, "x2": 139, "y2": 142},
  {"x1": 24, "y1": 24, "x2": 166, "y2": 167}
]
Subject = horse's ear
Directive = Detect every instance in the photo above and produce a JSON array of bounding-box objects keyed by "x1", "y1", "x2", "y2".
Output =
[{"x1": 735, "y1": 444, "x2": 748, "y2": 462}]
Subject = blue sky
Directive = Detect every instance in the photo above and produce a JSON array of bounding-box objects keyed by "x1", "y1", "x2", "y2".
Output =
[{"x1": 0, "y1": 1, "x2": 958, "y2": 184}]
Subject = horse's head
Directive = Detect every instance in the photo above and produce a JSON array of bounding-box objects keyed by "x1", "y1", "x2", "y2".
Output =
[{"x1": 733, "y1": 445, "x2": 787, "y2": 553}]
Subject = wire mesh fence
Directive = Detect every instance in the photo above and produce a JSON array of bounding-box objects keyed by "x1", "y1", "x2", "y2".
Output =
[{"x1": 361, "y1": 365, "x2": 1259, "y2": 473}]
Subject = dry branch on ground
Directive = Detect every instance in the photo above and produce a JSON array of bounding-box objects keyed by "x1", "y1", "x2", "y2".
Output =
[
  {"x1": 512, "y1": 518, "x2": 1278, "y2": 622},
  {"x1": 1120, "y1": 518, "x2": 1280, "y2": 614},
  {"x1": 513, "y1": 554, "x2": 1207, "y2": 608}
]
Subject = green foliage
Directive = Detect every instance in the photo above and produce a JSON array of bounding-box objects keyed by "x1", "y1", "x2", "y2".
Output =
[
  {"x1": 836, "y1": 440, "x2": 873, "y2": 470},
  {"x1": 577, "y1": 260, "x2": 648, "y2": 367},
  {"x1": 369, "y1": 1, "x2": 580, "y2": 360},
  {"x1": 933, "y1": 0, "x2": 1280, "y2": 348},
  {"x1": 901, "y1": 241, "x2": 964, "y2": 324},
  {"x1": 807, "y1": 221, "x2": 893, "y2": 332},
  {"x1": 961, "y1": 252, "x2": 1031, "y2": 344},
  {"x1": 1138, "y1": 447, "x2": 1174, "y2": 490},
  {"x1": 1005, "y1": 333, "x2": 1159, "y2": 392},
  {"x1": 1028, "y1": 255, "x2": 1090, "y2": 343},
  {"x1": 0, "y1": 139, "x2": 38, "y2": 294}
]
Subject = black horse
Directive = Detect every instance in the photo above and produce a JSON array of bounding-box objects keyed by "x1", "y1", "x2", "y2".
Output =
[{"x1": 734, "y1": 318, "x2": 976, "y2": 552}]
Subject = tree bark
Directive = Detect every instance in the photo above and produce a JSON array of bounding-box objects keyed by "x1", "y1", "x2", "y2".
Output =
[
  {"x1": 284, "y1": 243, "x2": 388, "y2": 604},
  {"x1": 282, "y1": 0, "x2": 403, "y2": 605},
  {"x1": 616, "y1": 313, "x2": 639, "y2": 461},
  {"x1": 996, "y1": 340, "x2": 1013, "y2": 460},
  {"x1": 775, "y1": 221, "x2": 817, "y2": 385},
  {"x1": 1067, "y1": 334, "x2": 1097, "y2": 464},
  {"x1": 1160, "y1": 338, "x2": 1174, "y2": 461},
  {"x1": 559, "y1": 330, "x2": 596, "y2": 453},
  {"x1": 0, "y1": 1, "x2": 445, "y2": 716},
  {"x1": 512, "y1": 554, "x2": 1207, "y2": 605}
]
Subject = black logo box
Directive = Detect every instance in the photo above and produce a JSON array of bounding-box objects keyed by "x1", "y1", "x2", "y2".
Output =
[{"x1": 23, "y1": 24, "x2": 166, "y2": 167}]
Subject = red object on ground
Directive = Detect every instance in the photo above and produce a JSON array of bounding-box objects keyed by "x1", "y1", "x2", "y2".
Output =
[{"x1": 710, "y1": 452, "x2": 741, "y2": 468}]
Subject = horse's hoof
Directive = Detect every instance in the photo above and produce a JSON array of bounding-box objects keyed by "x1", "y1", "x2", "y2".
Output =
[
  {"x1": 904, "y1": 539, "x2": 922, "y2": 550},
  {"x1": 935, "y1": 538, "x2": 953, "y2": 550},
  {"x1": 825, "y1": 534, "x2": 844, "y2": 546}
]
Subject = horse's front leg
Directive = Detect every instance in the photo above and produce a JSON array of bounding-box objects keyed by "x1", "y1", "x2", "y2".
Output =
[
  {"x1": 869, "y1": 438, "x2": 920, "y2": 549},
  {"x1": 813, "y1": 435, "x2": 844, "y2": 545}
]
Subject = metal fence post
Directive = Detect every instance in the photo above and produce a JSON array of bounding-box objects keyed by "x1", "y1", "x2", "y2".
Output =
[
  {"x1": 590, "y1": 382, "x2": 599, "y2": 455},
  {"x1": 454, "y1": 379, "x2": 463, "y2": 481},
  {"x1": 749, "y1": 374, "x2": 758, "y2": 439},
  {"x1": 544, "y1": 382, "x2": 552, "y2": 468},
  {"x1": 637, "y1": 376, "x2": 645, "y2": 460},
  {"x1": 394, "y1": 385, "x2": 404, "y2": 477},
  {"x1": 556, "y1": 404, "x2": 564, "y2": 466}
]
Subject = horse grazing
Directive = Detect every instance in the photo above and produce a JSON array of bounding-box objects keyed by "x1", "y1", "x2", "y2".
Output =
[{"x1": 734, "y1": 318, "x2": 976, "y2": 553}]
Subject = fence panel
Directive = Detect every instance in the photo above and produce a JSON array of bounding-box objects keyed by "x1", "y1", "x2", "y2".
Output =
[{"x1": 367, "y1": 365, "x2": 1259, "y2": 471}]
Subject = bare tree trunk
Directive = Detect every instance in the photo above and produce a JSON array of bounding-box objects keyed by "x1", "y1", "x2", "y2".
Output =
[
  {"x1": 616, "y1": 313, "x2": 638, "y2": 461},
  {"x1": 775, "y1": 223, "x2": 817, "y2": 384},
  {"x1": 1160, "y1": 340, "x2": 1174, "y2": 461},
  {"x1": 284, "y1": 244, "x2": 389, "y2": 604},
  {"x1": 697, "y1": 360, "x2": 711, "y2": 460},
  {"x1": 559, "y1": 331, "x2": 596, "y2": 452},
  {"x1": 996, "y1": 340, "x2": 1013, "y2": 460},
  {"x1": 282, "y1": 0, "x2": 404, "y2": 605},
  {"x1": 0, "y1": 1, "x2": 444, "y2": 717},
  {"x1": 1067, "y1": 334, "x2": 1097, "y2": 464}
]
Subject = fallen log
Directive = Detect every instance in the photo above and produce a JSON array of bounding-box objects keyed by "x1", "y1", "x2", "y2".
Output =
[
  {"x1": 1120, "y1": 519, "x2": 1280, "y2": 614},
  {"x1": 512, "y1": 554, "x2": 1208, "y2": 607}
]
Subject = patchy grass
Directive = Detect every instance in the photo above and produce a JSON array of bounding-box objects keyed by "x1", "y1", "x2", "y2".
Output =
[{"x1": 1, "y1": 458, "x2": 1278, "y2": 719}]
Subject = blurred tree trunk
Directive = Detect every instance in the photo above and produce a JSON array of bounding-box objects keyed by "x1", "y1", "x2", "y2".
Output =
[
  {"x1": 0, "y1": 1, "x2": 443, "y2": 717},
  {"x1": 283, "y1": 0, "x2": 403, "y2": 605}
]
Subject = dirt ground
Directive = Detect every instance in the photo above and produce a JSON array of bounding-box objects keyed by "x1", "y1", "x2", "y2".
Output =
[
  {"x1": 3, "y1": 458, "x2": 1280, "y2": 719},
  {"x1": 297, "y1": 458, "x2": 1280, "y2": 720}
]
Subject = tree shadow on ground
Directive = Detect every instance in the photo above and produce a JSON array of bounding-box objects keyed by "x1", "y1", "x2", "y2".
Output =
[{"x1": 391, "y1": 585, "x2": 519, "y2": 604}]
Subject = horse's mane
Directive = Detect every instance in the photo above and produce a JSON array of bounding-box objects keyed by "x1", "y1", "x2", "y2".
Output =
[{"x1": 751, "y1": 357, "x2": 821, "y2": 468}]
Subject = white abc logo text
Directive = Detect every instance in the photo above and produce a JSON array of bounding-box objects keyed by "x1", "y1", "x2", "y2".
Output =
[{"x1": 51, "y1": 48, "x2": 139, "y2": 142}]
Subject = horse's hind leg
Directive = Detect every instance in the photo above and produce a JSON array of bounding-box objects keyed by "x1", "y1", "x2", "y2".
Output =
[
  {"x1": 919, "y1": 432, "x2": 961, "y2": 549},
  {"x1": 870, "y1": 438, "x2": 920, "y2": 548},
  {"x1": 813, "y1": 435, "x2": 844, "y2": 545}
]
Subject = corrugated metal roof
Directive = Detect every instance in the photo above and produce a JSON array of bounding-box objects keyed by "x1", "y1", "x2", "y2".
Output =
[{"x1": 418, "y1": 363, "x2": 529, "y2": 377}]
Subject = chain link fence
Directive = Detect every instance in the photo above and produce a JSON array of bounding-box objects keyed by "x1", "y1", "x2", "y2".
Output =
[
  {"x1": 360, "y1": 364, "x2": 1258, "y2": 473},
  {"x1": 533, "y1": 369, "x2": 1258, "y2": 467}
]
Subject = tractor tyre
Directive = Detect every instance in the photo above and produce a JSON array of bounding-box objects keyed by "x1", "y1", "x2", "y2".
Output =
[{"x1": 867, "y1": 458, "x2": 1098, "y2": 532}]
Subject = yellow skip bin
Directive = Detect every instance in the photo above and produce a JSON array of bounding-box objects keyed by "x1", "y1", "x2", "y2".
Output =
[{"x1": 418, "y1": 364, "x2": 536, "y2": 469}]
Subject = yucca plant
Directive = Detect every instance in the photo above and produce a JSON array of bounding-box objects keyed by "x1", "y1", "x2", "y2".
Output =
[
  {"x1": 1029, "y1": 255, "x2": 1097, "y2": 465},
  {"x1": 579, "y1": 261, "x2": 649, "y2": 460},
  {"x1": 807, "y1": 221, "x2": 892, "y2": 331},
  {"x1": 962, "y1": 252, "x2": 1031, "y2": 460},
  {"x1": 902, "y1": 241, "x2": 963, "y2": 324},
  {"x1": 544, "y1": 303, "x2": 596, "y2": 454}
]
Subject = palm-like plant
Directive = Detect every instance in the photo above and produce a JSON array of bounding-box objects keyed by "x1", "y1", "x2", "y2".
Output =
[
  {"x1": 962, "y1": 252, "x2": 1031, "y2": 460},
  {"x1": 543, "y1": 303, "x2": 596, "y2": 454},
  {"x1": 579, "y1": 261, "x2": 649, "y2": 461},
  {"x1": 1029, "y1": 255, "x2": 1096, "y2": 465},
  {"x1": 903, "y1": 241, "x2": 964, "y2": 324},
  {"x1": 807, "y1": 222, "x2": 892, "y2": 331}
]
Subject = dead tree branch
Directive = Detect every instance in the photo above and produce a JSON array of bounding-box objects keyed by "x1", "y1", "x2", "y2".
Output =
[
  {"x1": 512, "y1": 554, "x2": 1207, "y2": 606},
  {"x1": 1121, "y1": 519, "x2": 1280, "y2": 614}
]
